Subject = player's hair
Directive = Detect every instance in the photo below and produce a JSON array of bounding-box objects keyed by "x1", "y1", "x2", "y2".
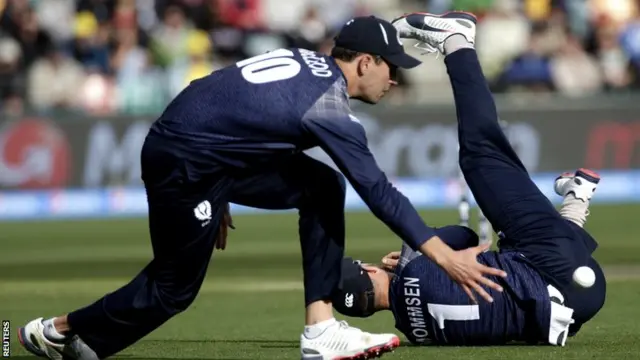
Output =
[{"x1": 331, "y1": 46, "x2": 384, "y2": 64}]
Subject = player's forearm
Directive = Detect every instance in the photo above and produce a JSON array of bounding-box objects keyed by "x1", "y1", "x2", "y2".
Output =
[
  {"x1": 418, "y1": 235, "x2": 456, "y2": 267},
  {"x1": 302, "y1": 116, "x2": 439, "y2": 249},
  {"x1": 358, "y1": 179, "x2": 458, "y2": 262}
]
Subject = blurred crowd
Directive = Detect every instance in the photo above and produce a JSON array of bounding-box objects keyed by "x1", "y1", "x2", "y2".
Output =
[{"x1": 0, "y1": 0, "x2": 639, "y2": 116}]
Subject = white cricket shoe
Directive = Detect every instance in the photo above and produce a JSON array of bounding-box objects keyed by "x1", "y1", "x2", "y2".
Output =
[
  {"x1": 300, "y1": 321, "x2": 400, "y2": 360},
  {"x1": 554, "y1": 168, "x2": 601, "y2": 202},
  {"x1": 18, "y1": 318, "x2": 98, "y2": 360},
  {"x1": 392, "y1": 11, "x2": 477, "y2": 55}
]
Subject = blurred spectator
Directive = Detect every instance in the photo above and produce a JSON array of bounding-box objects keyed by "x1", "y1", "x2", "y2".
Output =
[
  {"x1": 34, "y1": 0, "x2": 75, "y2": 44},
  {"x1": 495, "y1": 23, "x2": 555, "y2": 93},
  {"x1": 620, "y1": 18, "x2": 640, "y2": 64},
  {"x1": 0, "y1": 0, "x2": 31, "y2": 37},
  {"x1": 68, "y1": 11, "x2": 110, "y2": 74},
  {"x1": 551, "y1": 34, "x2": 603, "y2": 97},
  {"x1": 167, "y1": 29, "x2": 219, "y2": 97},
  {"x1": 476, "y1": 0, "x2": 530, "y2": 82},
  {"x1": 563, "y1": 0, "x2": 591, "y2": 39},
  {"x1": 292, "y1": 7, "x2": 328, "y2": 50},
  {"x1": 189, "y1": 0, "x2": 223, "y2": 30},
  {"x1": 111, "y1": 24, "x2": 148, "y2": 82},
  {"x1": 618, "y1": 12, "x2": 640, "y2": 88},
  {"x1": 595, "y1": 23, "x2": 633, "y2": 90},
  {"x1": 11, "y1": 6, "x2": 52, "y2": 69},
  {"x1": 112, "y1": 23, "x2": 165, "y2": 115},
  {"x1": 217, "y1": 0, "x2": 263, "y2": 30},
  {"x1": 27, "y1": 43, "x2": 86, "y2": 111},
  {"x1": 0, "y1": 0, "x2": 639, "y2": 114},
  {"x1": 524, "y1": 0, "x2": 552, "y2": 21},
  {"x1": 0, "y1": 33, "x2": 25, "y2": 115},
  {"x1": 589, "y1": 0, "x2": 638, "y2": 26},
  {"x1": 150, "y1": 3, "x2": 194, "y2": 68},
  {"x1": 135, "y1": 0, "x2": 160, "y2": 32}
]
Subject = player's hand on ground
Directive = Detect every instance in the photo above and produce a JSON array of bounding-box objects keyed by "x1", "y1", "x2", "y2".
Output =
[
  {"x1": 216, "y1": 203, "x2": 235, "y2": 250},
  {"x1": 381, "y1": 251, "x2": 401, "y2": 271},
  {"x1": 441, "y1": 242, "x2": 507, "y2": 303}
]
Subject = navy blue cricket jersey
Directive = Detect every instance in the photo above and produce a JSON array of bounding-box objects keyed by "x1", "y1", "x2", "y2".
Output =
[
  {"x1": 148, "y1": 47, "x2": 436, "y2": 250},
  {"x1": 390, "y1": 241, "x2": 564, "y2": 346}
]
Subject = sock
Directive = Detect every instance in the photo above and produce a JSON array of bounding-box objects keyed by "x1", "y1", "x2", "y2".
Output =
[
  {"x1": 43, "y1": 318, "x2": 67, "y2": 342},
  {"x1": 559, "y1": 193, "x2": 590, "y2": 228},
  {"x1": 303, "y1": 318, "x2": 337, "y2": 339},
  {"x1": 444, "y1": 34, "x2": 475, "y2": 55}
]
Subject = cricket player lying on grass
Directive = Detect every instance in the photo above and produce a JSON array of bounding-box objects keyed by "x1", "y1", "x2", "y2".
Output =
[{"x1": 330, "y1": 12, "x2": 607, "y2": 347}]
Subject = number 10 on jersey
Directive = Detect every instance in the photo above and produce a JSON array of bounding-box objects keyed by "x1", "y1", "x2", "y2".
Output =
[{"x1": 236, "y1": 49, "x2": 301, "y2": 84}]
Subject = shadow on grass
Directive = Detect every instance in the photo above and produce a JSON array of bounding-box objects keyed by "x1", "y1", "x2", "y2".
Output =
[
  {"x1": 141, "y1": 339, "x2": 297, "y2": 346},
  {"x1": 11, "y1": 339, "x2": 299, "y2": 360},
  {"x1": 11, "y1": 339, "x2": 546, "y2": 360},
  {"x1": 10, "y1": 357, "x2": 245, "y2": 360}
]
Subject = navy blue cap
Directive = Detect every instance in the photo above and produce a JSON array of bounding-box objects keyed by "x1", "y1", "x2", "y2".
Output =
[
  {"x1": 331, "y1": 257, "x2": 376, "y2": 318},
  {"x1": 334, "y1": 16, "x2": 421, "y2": 69}
]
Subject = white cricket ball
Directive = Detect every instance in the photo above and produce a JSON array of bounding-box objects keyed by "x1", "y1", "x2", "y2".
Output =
[{"x1": 573, "y1": 266, "x2": 596, "y2": 288}]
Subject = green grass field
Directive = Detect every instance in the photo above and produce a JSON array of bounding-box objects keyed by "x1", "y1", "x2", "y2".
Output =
[{"x1": 2, "y1": 204, "x2": 640, "y2": 359}]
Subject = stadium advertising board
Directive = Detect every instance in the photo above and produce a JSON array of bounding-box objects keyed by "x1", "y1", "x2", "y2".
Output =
[{"x1": 1, "y1": 100, "x2": 639, "y2": 190}]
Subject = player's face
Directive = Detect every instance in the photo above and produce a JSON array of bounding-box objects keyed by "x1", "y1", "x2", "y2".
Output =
[{"x1": 356, "y1": 55, "x2": 398, "y2": 104}]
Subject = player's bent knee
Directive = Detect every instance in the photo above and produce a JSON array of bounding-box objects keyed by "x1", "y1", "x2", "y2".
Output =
[
  {"x1": 330, "y1": 170, "x2": 347, "y2": 195},
  {"x1": 298, "y1": 168, "x2": 346, "y2": 218},
  {"x1": 313, "y1": 161, "x2": 346, "y2": 189},
  {"x1": 305, "y1": 164, "x2": 346, "y2": 200},
  {"x1": 316, "y1": 170, "x2": 346, "y2": 206},
  {"x1": 154, "y1": 286, "x2": 199, "y2": 315},
  {"x1": 149, "y1": 271, "x2": 204, "y2": 314}
]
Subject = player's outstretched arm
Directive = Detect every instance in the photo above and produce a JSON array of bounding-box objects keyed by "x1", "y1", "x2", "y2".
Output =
[
  {"x1": 302, "y1": 115, "x2": 506, "y2": 302},
  {"x1": 303, "y1": 115, "x2": 436, "y2": 249}
]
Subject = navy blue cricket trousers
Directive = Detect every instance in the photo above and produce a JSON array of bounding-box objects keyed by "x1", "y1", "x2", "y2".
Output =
[
  {"x1": 66, "y1": 134, "x2": 346, "y2": 358},
  {"x1": 446, "y1": 49, "x2": 606, "y2": 328}
]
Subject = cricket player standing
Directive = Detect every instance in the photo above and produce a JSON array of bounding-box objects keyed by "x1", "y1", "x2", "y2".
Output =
[{"x1": 18, "y1": 15, "x2": 506, "y2": 360}]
